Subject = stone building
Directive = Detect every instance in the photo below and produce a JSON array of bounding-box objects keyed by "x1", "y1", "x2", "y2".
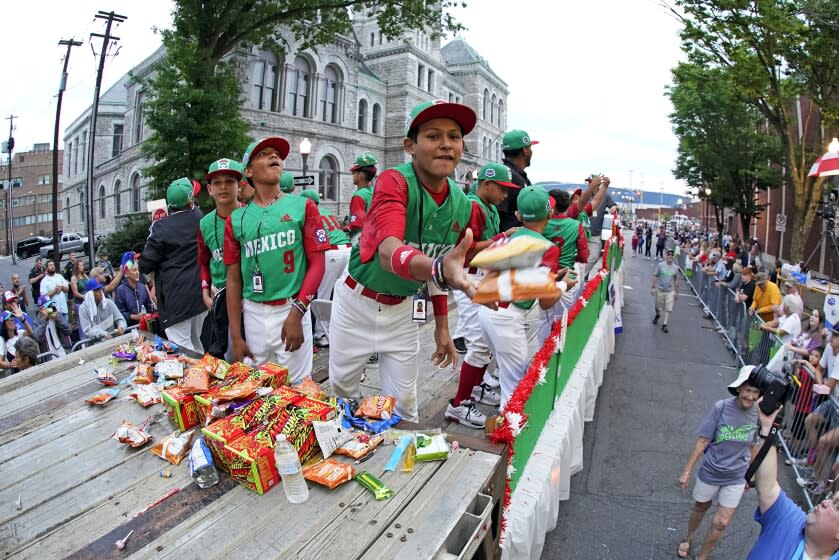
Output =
[
  {"x1": 0, "y1": 143, "x2": 63, "y2": 255},
  {"x1": 62, "y1": 15, "x2": 509, "y2": 236}
]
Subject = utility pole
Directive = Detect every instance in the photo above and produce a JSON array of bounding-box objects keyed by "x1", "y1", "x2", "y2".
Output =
[
  {"x1": 53, "y1": 38, "x2": 83, "y2": 269},
  {"x1": 86, "y1": 11, "x2": 127, "y2": 269},
  {"x1": 5, "y1": 115, "x2": 17, "y2": 263}
]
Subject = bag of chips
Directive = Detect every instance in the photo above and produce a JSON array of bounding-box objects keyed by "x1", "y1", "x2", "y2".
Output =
[
  {"x1": 471, "y1": 267, "x2": 560, "y2": 304},
  {"x1": 291, "y1": 377, "x2": 326, "y2": 400},
  {"x1": 95, "y1": 367, "x2": 118, "y2": 386},
  {"x1": 303, "y1": 459, "x2": 355, "y2": 489},
  {"x1": 181, "y1": 367, "x2": 210, "y2": 395},
  {"x1": 469, "y1": 235, "x2": 552, "y2": 271},
  {"x1": 85, "y1": 387, "x2": 120, "y2": 406},
  {"x1": 334, "y1": 432, "x2": 384, "y2": 459},
  {"x1": 357, "y1": 395, "x2": 396, "y2": 420},
  {"x1": 113, "y1": 420, "x2": 152, "y2": 448},
  {"x1": 134, "y1": 363, "x2": 154, "y2": 385},
  {"x1": 130, "y1": 384, "x2": 161, "y2": 407},
  {"x1": 151, "y1": 430, "x2": 194, "y2": 465},
  {"x1": 155, "y1": 359, "x2": 184, "y2": 380}
]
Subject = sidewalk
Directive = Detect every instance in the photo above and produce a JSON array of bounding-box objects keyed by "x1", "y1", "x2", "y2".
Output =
[{"x1": 541, "y1": 252, "x2": 760, "y2": 559}]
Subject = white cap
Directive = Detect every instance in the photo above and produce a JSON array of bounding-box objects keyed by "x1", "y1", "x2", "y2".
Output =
[{"x1": 728, "y1": 365, "x2": 757, "y2": 396}]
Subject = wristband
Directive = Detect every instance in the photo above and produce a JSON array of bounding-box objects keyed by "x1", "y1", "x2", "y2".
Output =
[
  {"x1": 431, "y1": 256, "x2": 449, "y2": 291},
  {"x1": 291, "y1": 299, "x2": 308, "y2": 316},
  {"x1": 390, "y1": 245, "x2": 422, "y2": 280}
]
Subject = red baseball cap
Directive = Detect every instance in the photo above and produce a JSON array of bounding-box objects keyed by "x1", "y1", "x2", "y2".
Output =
[{"x1": 572, "y1": 188, "x2": 583, "y2": 197}]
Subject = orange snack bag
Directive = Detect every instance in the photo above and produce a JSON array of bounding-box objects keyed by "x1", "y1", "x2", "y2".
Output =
[
  {"x1": 151, "y1": 430, "x2": 194, "y2": 465},
  {"x1": 291, "y1": 377, "x2": 326, "y2": 400},
  {"x1": 135, "y1": 363, "x2": 154, "y2": 384},
  {"x1": 357, "y1": 395, "x2": 396, "y2": 419},
  {"x1": 182, "y1": 367, "x2": 210, "y2": 395},
  {"x1": 302, "y1": 459, "x2": 355, "y2": 489},
  {"x1": 471, "y1": 267, "x2": 560, "y2": 304}
]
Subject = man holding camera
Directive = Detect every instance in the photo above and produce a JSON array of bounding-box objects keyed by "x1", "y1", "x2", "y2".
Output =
[{"x1": 748, "y1": 398, "x2": 839, "y2": 559}]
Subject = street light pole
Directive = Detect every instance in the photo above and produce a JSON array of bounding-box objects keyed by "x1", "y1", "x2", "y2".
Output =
[{"x1": 299, "y1": 137, "x2": 311, "y2": 195}]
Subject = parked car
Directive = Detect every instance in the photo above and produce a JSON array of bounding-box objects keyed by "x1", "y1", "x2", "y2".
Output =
[
  {"x1": 15, "y1": 236, "x2": 52, "y2": 259},
  {"x1": 39, "y1": 232, "x2": 96, "y2": 259}
]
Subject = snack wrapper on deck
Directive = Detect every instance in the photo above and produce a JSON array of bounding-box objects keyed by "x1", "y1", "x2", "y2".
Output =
[
  {"x1": 151, "y1": 430, "x2": 194, "y2": 465},
  {"x1": 414, "y1": 432, "x2": 450, "y2": 462},
  {"x1": 303, "y1": 459, "x2": 355, "y2": 489},
  {"x1": 85, "y1": 387, "x2": 120, "y2": 406},
  {"x1": 357, "y1": 395, "x2": 396, "y2": 420},
  {"x1": 113, "y1": 420, "x2": 152, "y2": 448},
  {"x1": 95, "y1": 367, "x2": 118, "y2": 386},
  {"x1": 355, "y1": 471, "x2": 394, "y2": 501},
  {"x1": 471, "y1": 267, "x2": 559, "y2": 304},
  {"x1": 468, "y1": 235, "x2": 552, "y2": 270}
]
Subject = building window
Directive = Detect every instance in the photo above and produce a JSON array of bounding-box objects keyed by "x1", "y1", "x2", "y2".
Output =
[
  {"x1": 133, "y1": 92, "x2": 145, "y2": 143},
  {"x1": 65, "y1": 196, "x2": 70, "y2": 225},
  {"x1": 372, "y1": 104, "x2": 381, "y2": 135},
  {"x1": 498, "y1": 100, "x2": 505, "y2": 129},
  {"x1": 417, "y1": 64, "x2": 425, "y2": 89},
  {"x1": 81, "y1": 131, "x2": 87, "y2": 171},
  {"x1": 98, "y1": 184, "x2": 106, "y2": 219},
  {"x1": 38, "y1": 175, "x2": 49, "y2": 185},
  {"x1": 73, "y1": 138, "x2": 79, "y2": 175},
  {"x1": 114, "y1": 180, "x2": 122, "y2": 215},
  {"x1": 358, "y1": 99, "x2": 367, "y2": 131},
  {"x1": 287, "y1": 57, "x2": 311, "y2": 117},
  {"x1": 112, "y1": 124, "x2": 123, "y2": 158},
  {"x1": 370, "y1": 32, "x2": 374, "y2": 47},
  {"x1": 318, "y1": 155, "x2": 339, "y2": 201},
  {"x1": 79, "y1": 191, "x2": 88, "y2": 226},
  {"x1": 251, "y1": 59, "x2": 276, "y2": 111},
  {"x1": 491, "y1": 94, "x2": 497, "y2": 125},
  {"x1": 482, "y1": 136, "x2": 488, "y2": 158},
  {"x1": 495, "y1": 141, "x2": 500, "y2": 161},
  {"x1": 131, "y1": 173, "x2": 141, "y2": 213},
  {"x1": 321, "y1": 65, "x2": 339, "y2": 124},
  {"x1": 427, "y1": 69, "x2": 434, "y2": 94},
  {"x1": 482, "y1": 89, "x2": 489, "y2": 121}
]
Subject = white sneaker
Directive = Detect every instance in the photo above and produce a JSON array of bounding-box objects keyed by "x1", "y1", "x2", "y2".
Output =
[
  {"x1": 445, "y1": 399, "x2": 486, "y2": 429},
  {"x1": 471, "y1": 383, "x2": 501, "y2": 406},
  {"x1": 482, "y1": 374, "x2": 500, "y2": 389},
  {"x1": 313, "y1": 334, "x2": 329, "y2": 348}
]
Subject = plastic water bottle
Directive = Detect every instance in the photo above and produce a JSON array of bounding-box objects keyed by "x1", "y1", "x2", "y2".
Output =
[
  {"x1": 189, "y1": 437, "x2": 219, "y2": 489},
  {"x1": 274, "y1": 434, "x2": 309, "y2": 503}
]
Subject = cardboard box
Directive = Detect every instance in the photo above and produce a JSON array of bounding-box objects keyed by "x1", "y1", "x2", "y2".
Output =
[
  {"x1": 222, "y1": 433, "x2": 280, "y2": 495},
  {"x1": 252, "y1": 396, "x2": 336, "y2": 465},
  {"x1": 258, "y1": 362, "x2": 290, "y2": 388},
  {"x1": 160, "y1": 386, "x2": 200, "y2": 432}
]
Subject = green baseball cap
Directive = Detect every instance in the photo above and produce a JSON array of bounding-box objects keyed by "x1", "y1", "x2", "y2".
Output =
[
  {"x1": 350, "y1": 152, "x2": 378, "y2": 172},
  {"x1": 299, "y1": 189, "x2": 320, "y2": 204},
  {"x1": 206, "y1": 158, "x2": 243, "y2": 182},
  {"x1": 280, "y1": 172, "x2": 295, "y2": 193},
  {"x1": 166, "y1": 177, "x2": 200, "y2": 209},
  {"x1": 478, "y1": 162, "x2": 520, "y2": 189},
  {"x1": 405, "y1": 99, "x2": 477, "y2": 137},
  {"x1": 516, "y1": 186, "x2": 551, "y2": 221},
  {"x1": 502, "y1": 129, "x2": 539, "y2": 151},
  {"x1": 242, "y1": 136, "x2": 290, "y2": 167}
]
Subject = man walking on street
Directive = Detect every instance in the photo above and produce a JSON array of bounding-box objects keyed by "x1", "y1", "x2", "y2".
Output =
[
  {"x1": 655, "y1": 225, "x2": 667, "y2": 260},
  {"x1": 652, "y1": 248, "x2": 679, "y2": 333},
  {"x1": 40, "y1": 260, "x2": 70, "y2": 325},
  {"x1": 28, "y1": 257, "x2": 46, "y2": 308},
  {"x1": 499, "y1": 129, "x2": 538, "y2": 231}
]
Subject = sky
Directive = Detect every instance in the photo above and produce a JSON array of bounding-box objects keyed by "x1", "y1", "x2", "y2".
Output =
[{"x1": 1, "y1": 0, "x2": 688, "y2": 195}]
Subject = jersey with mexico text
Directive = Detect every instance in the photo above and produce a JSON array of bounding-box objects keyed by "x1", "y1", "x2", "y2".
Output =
[
  {"x1": 226, "y1": 195, "x2": 328, "y2": 302},
  {"x1": 349, "y1": 163, "x2": 471, "y2": 296},
  {"x1": 198, "y1": 210, "x2": 228, "y2": 289},
  {"x1": 542, "y1": 215, "x2": 587, "y2": 269},
  {"x1": 319, "y1": 207, "x2": 350, "y2": 247}
]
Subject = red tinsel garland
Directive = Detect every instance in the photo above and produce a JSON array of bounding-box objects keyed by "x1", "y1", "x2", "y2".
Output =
[{"x1": 491, "y1": 229, "x2": 623, "y2": 544}]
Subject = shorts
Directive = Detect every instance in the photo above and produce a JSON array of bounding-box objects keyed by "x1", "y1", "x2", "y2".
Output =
[
  {"x1": 655, "y1": 289, "x2": 675, "y2": 313},
  {"x1": 815, "y1": 400, "x2": 839, "y2": 431},
  {"x1": 693, "y1": 477, "x2": 745, "y2": 508}
]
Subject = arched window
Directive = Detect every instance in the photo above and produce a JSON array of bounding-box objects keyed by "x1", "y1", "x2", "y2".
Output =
[
  {"x1": 251, "y1": 58, "x2": 276, "y2": 111},
  {"x1": 372, "y1": 104, "x2": 381, "y2": 134},
  {"x1": 495, "y1": 141, "x2": 500, "y2": 162},
  {"x1": 482, "y1": 89, "x2": 489, "y2": 120},
  {"x1": 113, "y1": 180, "x2": 122, "y2": 215},
  {"x1": 64, "y1": 196, "x2": 70, "y2": 225},
  {"x1": 321, "y1": 65, "x2": 340, "y2": 123},
  {"x1": 131, "y1": 173, "x2": 141, "y2": 213},
  {"x1": 133, "y1": 92, "x2": 145, "y2": 143},
  {"x1": 318, "y1": 155, "x2": 339, "y2": 201},
  {"x1": 482, "y1": 137, "x2": 488, "y2": 159},
  {"x1": 79, "y1": 191, "x2": 88, "y2": 226},
  {"x1": 287, "y1": 57, "x2": 311, "y2": 117},
  {"x1": 498, "y1": 99, "x2": 505, "y2": 129},
  {"x1": 98, "y1": 184, "x2": 106, "y2": 219},
  {"x1": 491, "y1": 93, "x2": 497, "y2": 125},
  {"x1": 358, "y1": 99, "x2": 368, "y2": 132}
]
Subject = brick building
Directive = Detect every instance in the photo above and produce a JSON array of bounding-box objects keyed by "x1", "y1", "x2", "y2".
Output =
[
  {"x1": 0, "y1": 143, "x2": 63, "y2": 255},
  {"x1": 62, "y1": 14, "x2": 510, "y2": 237}
]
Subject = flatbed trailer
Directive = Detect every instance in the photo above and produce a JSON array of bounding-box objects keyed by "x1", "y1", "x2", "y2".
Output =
[{"x1": 0, "y1": 333, "x2": 506, "y2": 559}]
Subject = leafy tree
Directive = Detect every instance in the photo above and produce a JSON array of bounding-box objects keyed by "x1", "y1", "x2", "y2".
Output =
[
  {"x1": 671, "y1": 0, "x2": 839, "y2": 260},
  {"x1": 140, "y1": 0, "x2": 466, "y2": 200},
  {"x1": 667, "y1": 62, "x2": 783, "y2": 239},
  {"x1": 101, "y1": 215, "x2": 152, "y2": 262}
]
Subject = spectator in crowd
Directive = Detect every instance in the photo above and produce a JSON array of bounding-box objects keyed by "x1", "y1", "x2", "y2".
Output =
[
  {"x1": 10, "y1": 273, "x2": 29, "y2": 310},
  {"x1": 347, "y1": 152, "x2": 378, "y2": 242},
  {"x1": 69, "y1": 259, "x2": 88, "y2": 337},
  {"x1": 30, "y1": 295, "x2": 70, "y2": 356},
  {"x1": 631, "y1": 230, "x2": 639, "y2": 255},
  {"x1": 589, "y1": 177, "x2": 616, "y2": 264},
  {"x1": 787, "y1": 310, "x2": 828, "y2": 360},
  {"x1": 746, "y1": 243, "x2": 762, "y2": 271},
  {"x1": 655, "y1": 225, "x2": 667, "y2": 260},
  {"x1": 28, "y1": 257, "x2": 46, "y2": 307},
  {"x1": 637, "y1": 224, "x2": 646, "y2": 257},
  {"x1": 735, "y1": 266, "x2": 757, "y2": 308},
  {"x1": 750, "y1": 272, "x2": 782, "y2": 322},
  {"x1": 644, "y1": 225, "x2": 653, "y2": 259},
  {"x1": 40, "y1": 260, "x2": 70, "y2": 325},
  {"x1": 88, "y1": 265, "x2": 122, "y2": 297},
  {"x1": 716, "y1": 258, "x2": 742, "y2": 292},
  {"x1": 140, "y1": 178, "x2": 207, "y2": 353},
  {"x1": 776, "y1": 280, "x2": 804, "y2": 319},
  {"x1": 761, "y1": 295, "x2": 803, "y2": 367},
  {"x1": 62, "y1": 251, "x2": 78, "y2": 282},
  {"x1": 96, "y1": 248, "x2": 115, "y2": 282},
  {"x1": 788, "y1": 346, "x2": 824, "y2": 457},
  {"x1": 78, "y1": 278, "x2": 126, "y2": 341},
  {"x1": 769, "y1": 258, "x2": 783, "y2": 285},
  {"x1": 677, "y1": 366, "x2": 760, "y2": 560},
  {"x1": 801, "y1": 331, "x2": 839, "y2": 489},
  {"x1": 3, "y1": 291, "x2": 33, "y2": 338},
  {"x1": 114, "y1": 253, "x2": 155, "y2": 327},
  {"x1": 499, "y1": 129, "x2": 538, "y2": 231},
  {"x1": 224, "y1": 137, "x2": 328, "y2": 383},
  {"x1": 12, "y1": 336, "x2": 39, "y2": 371},
  {"x1": 747, "y1": 402, "x2": 839, "y2": 559},
  {"x1": 652, "y1": 249, "x2": 679, "y2": 333}
]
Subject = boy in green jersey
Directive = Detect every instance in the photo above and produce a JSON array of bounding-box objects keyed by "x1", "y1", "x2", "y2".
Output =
[
  {"x1": 223, "y1": 137, "x2": 330, "y2": 384},
  {"x1": 328, "y1": 100, "x2": 479, "y2": 422},
  {"x1": 347, "y1": 152, "x2": 378, "y2": 241}
]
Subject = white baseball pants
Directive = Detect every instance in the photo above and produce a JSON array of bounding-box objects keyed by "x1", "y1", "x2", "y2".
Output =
[
  {"x1": 242, "y1": 298, "x2": 313, "y2": 385},
  {"x1": 314, "y1": 245, "x2": 351, "y2": 340},
  {"x1": 328, "y1": 278, "x2": 421, "y2": 422},
  {"x1": 453, "y1": 273, "x2": 492, "y2": 368},
  {"x1": 165, "y1": 311, "x2": 208, "y2": 354},
  {"x1": 479, "y1": 304, "x2": 532, "y2": 409}
]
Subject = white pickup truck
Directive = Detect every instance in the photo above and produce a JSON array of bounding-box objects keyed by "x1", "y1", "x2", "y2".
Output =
[{"x1": 39, "y1": 232, "x2": 95, "y2": 259}]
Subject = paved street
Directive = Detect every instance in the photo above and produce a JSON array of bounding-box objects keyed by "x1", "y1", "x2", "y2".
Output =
[{"x1": 541, "y1": 250, "x2": 763, "y2": 559}]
